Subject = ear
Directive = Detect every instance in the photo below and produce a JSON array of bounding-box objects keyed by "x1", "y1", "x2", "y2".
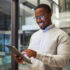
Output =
[
  {"x1": 49, "y1": 13, "x2": 52, "y2": 17},
  {"x1": 48, "y1": 13, "x2": 52, "y2": 19}
]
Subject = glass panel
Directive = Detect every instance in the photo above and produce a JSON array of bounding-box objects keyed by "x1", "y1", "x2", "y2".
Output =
[
  {"x1": 0, "y1": 0, "x2": 11, "y2": 70},
  {"x1": 18, "y1": 0, "x2": 38, "y2": 70},
  {"x1": 59, "y1": 0, "x2": 70, "y2": 12},
  {"x1": 52, "y1": 0, "x2": 70, "y2": 70},
  {"x1": 52, "y1": 0, "x2": 70, "y2": 31}
]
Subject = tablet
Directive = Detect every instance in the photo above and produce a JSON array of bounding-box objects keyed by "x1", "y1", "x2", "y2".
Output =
[{"x1": 6, "y1": 45, "x2": 31, "y2": 64}]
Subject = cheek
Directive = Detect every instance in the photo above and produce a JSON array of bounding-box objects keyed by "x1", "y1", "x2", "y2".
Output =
[
  {"x1": 36, "y1": 20, "x2": 38, "y2": 24},
  {"x1": 44, "y1": 17, "x2": 49, "y2": 20},
  {"x1": 43, "y1": 19, "x2": 48, "y2": 22},
  {"x1": 44, "y1": 17, "x2": 49, "y2": 22},
  {"x1": 36, "y1": 19, "x2": 43, "y2": 23}
]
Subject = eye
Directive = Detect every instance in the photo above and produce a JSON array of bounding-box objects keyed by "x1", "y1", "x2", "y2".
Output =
[{"x1": 40, "y1": 16, "x2": 44, "y2": 20}]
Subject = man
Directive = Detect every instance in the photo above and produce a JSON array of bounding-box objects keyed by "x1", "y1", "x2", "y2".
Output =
[{"x1": 14, "y1": 4, "x2": 70, "y2": 70}]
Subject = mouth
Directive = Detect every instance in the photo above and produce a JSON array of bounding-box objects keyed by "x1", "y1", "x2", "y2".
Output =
[
  {"x1": 38, "y1": 22, "x2": 45, "y2": 29},
  {"x1": 38, "y1": 23, "x2": 44, "y2": 26}
]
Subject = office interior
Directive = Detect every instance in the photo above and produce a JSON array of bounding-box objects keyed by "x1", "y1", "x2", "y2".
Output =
[{"x1": 0, "y1": 0, "x2": 70, "y2": 70}]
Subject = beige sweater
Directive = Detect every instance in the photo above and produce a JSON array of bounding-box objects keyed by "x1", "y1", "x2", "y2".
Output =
[{"x1": 28, "y1": 25, "x2": 70, "y2": 70}]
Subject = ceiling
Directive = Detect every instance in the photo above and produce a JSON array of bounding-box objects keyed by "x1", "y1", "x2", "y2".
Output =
[
  {"x1": 0, "y1": 0, "x2": 70, "y2": 17},
  {"x1": 0, "y1": 0, "x2": 51, "y2": 17}
]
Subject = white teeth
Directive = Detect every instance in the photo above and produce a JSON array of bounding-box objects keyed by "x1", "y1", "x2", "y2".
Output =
[{"x1": 39, "y1": 23, "x2": 44, "y2": 26}]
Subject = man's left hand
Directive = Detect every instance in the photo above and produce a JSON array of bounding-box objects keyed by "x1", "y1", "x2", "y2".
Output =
[{"x1": 23, "y1": 49, "x2": 37, "y2": 58}]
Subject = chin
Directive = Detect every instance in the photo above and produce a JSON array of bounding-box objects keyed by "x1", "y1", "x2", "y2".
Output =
[
  {"x1": 40, "y1": 27, "x2": 45, "y2": 30},
  {"x1": 39, "y1": 26, "x2": 44, "y2": 29}
]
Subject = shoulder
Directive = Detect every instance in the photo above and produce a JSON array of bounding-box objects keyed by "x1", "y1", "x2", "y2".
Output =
[
  {"x1": 53, "y1": 27, "x2": 69, "y2": 36},
  {"x1": 53, "y1": 27, "x2": 70, "y2": 41},
  {"x1": 50, "y1": 27, "x2": 70, "y2": 42},
  {"x1": 31, "y1": 30, "x2": 41, "y2": 38}
]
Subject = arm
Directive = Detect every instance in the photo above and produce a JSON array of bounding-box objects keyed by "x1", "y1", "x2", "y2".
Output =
[{"x1": 36, "y1": 33, "x2": 70, "y2": 68}]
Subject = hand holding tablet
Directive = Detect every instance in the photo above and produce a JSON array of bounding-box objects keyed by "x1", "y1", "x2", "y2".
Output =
[{"x1": 6, "y1": 45, "x2": 31, "y2": 64}]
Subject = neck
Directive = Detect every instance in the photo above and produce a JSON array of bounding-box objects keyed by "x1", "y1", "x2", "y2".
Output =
[{"x1": 42, "y1": 23, "x2": 52, "y2": 30}]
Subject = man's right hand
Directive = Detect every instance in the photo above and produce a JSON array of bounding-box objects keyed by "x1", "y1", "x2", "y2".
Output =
[
  {"x1": 14, "y1": 49, "x2": 36, "y2": 64},
  {"x1": 14, "y1": 54, "x2": 23, "y2": 64}
]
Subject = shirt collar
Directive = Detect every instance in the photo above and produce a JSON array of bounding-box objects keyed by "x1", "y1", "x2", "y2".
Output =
[{"x1": 41, "y1": 24, "x2": 55, "y2": 32}]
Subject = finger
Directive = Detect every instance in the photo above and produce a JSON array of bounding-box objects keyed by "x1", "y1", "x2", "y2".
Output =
[
  {"x1": 21, "y1": 51, "x2": 26, "y2": 54},
  {"x1": 19, "y1": 57, "x2": 22, "y2": 59},
  {"x1": 14, "y1": 54, "x2": 18, "y2": 57},
  {"x1": 15, "y1": 58, "x2": 23, "y2": 62},
  {"x1": 17, "y1": 59, "x2": 23, "y2": 63}
]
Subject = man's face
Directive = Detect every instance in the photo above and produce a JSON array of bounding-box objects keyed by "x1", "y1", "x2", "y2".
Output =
[{"x1": 35, "y1": 8, "x2": 52, "y2": 29}]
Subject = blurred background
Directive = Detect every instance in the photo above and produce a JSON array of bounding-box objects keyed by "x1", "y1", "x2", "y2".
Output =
[{"x1": 0, "y1": 0, "x2": 70, "y2": 70}]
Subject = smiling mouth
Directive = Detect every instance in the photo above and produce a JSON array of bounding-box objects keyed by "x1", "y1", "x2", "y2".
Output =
[{"x1": 38, "y1": 23, "x2": 44, "y2": 26}]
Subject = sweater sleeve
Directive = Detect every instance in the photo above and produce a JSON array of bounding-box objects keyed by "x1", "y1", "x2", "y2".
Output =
[{"x1": 36, "y1": 32, "x2": 70, "y2": 68}]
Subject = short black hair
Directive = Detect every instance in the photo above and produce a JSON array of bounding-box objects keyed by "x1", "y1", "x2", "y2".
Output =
[{"x1": 35, "y1": 4, "x2": 51, "y2": 13}]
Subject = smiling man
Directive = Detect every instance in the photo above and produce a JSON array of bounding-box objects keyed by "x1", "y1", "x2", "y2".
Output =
[
  {"x1": 35, "y1": 5, "x2": 52, "y2": 29},
  {"x1": 14, "y1": 4, "x2": 70, "y2": 70}
]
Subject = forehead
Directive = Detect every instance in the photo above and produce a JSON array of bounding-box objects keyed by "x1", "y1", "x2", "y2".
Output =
[{"x1": 35, "y1": 8, "x2": 48, "y2": 16}]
